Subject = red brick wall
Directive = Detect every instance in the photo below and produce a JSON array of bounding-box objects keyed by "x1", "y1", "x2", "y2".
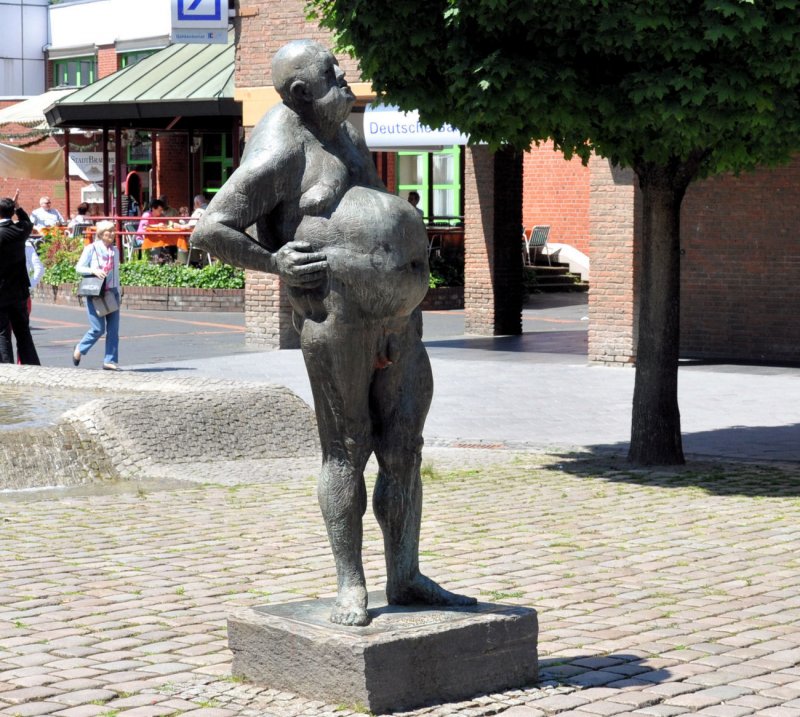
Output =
[
  {"x1": 244, "y1": 270, "x2": 299, "y2": 348},
  {"x1": 587, "y1": 157, "x2": 638, "y2": 365},
  {"x1": 680, "y1": 157, "x2": 800, "y2": 362},
  {"x1": 97, "y1": 45, "x2": 117, "y2": 79},
  {"x1": 464, "y1": 146, "x2": 495, "y2": 334},
  {"x1": 0, "y1": 130, "x2": 92, "y2": 219},
  {"x1": 155, "y1": 134, "x2": 190, "y2": 210},
  {"x1": 523, "y1": 141, "x2": 591, "y2": 256},
  {"x1": 464, "y1": 146, "x2": 523, "y2": 336},
  {"x1": 236, "y1": 0, "x2": 362, "y2": 88}
]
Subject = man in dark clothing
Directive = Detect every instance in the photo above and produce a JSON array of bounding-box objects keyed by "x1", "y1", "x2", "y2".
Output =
[{"x1": 0, "y1": 193, "x2": 40, "y2": 364}]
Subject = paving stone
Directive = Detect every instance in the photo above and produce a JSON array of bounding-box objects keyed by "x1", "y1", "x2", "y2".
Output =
[
  {"x1": 49, "y1": 688, "x2": 118, "y2": 707},
  {"x1": 578, "y1": 700, "x2": 632, "y2": 715},
  {"x1": 567, "y1": 672, "x2": 626, "y2": 688},
  {"x1": 2, "y1": 448, "x2": 800, "y2": 717},
  {"x1": 525, "y1": 694, "x2": 591, "y2": 713},
  {"x1": 694, "y1": 706, "x2": 753, "y2": 717},
  {"x1": 2, "y1": 702, "x2": 66, "y2": 716},
  {"x1": 1, "y1": 686, "x2": 64, "y2": 704},
  {"x1": 636, "y1": 705, "x2": 690, "y2": 717},
  {"x1": 666, "y1": 686, "x2": 752, "y2": 709}
]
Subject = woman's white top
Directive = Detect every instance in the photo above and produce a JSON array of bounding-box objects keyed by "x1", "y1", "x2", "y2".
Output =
[{"x1": 75, "y1": 240, "x2": 120, "y2": 290}]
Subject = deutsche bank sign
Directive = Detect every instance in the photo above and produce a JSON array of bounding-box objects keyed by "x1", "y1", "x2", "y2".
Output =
[
  {"x1": 172, "y1": 0, "x2": 228, "y2": 44},
  {"x1": 177, "y1": 0, "x2": 222, "y2": 21},
  {"x1": 363, "y1": 104, "x2": 469, "y2": 149}
]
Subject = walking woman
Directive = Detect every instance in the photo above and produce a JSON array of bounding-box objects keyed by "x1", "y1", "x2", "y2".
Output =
[{"x1": 72, "y1": 220, "x2": 121, "y2": 370}]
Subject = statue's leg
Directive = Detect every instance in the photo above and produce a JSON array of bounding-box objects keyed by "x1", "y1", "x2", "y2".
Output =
[
  {"x1": 371, "y1": 312, "x2": 477, "y2": 607},
  {"x1": 301, "y1": 317, "x2": 375, "y2": 626}
]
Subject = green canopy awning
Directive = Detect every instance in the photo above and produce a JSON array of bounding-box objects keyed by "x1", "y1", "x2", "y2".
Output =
[{"x1": 44, "y1": 29, "x2": 239, "y2": 131}]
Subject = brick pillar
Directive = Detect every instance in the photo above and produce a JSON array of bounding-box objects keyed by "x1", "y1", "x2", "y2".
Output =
[
  {"x1": 155, "y1": 134, "x2": 190, "y2": 209},
  {"x1": 245, "y1": 270, "x2": 300, "y2": 349},
  {"x1": 463, "y1": 146, "x2": 523, "y2": 335},
  {"x1": 588, "y1": 157, "x2": 639, "y2": 364}
]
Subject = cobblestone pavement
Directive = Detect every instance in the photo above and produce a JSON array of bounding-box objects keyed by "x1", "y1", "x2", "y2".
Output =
[{"x1": 2, "y1": 452, "x2": 800, "y2": 716}]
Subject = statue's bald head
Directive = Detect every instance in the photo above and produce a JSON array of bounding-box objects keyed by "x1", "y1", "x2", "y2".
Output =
[{"x1": 272, "y1": 40, "x2": 327, "y2": 102}]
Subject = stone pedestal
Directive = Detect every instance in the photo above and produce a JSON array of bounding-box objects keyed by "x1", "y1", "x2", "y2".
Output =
[{"x1": 228, "y1": 593, "x2": 538, "y2": 714}]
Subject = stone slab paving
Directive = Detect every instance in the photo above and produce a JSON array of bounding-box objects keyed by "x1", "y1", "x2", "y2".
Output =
[{"x1": 2, "y1": 452, "x2": 800, "y2": 716}]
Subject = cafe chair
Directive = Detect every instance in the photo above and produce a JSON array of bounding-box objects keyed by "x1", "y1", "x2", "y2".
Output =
[
  {"x1": 121, "y1": 225, "x2": 143, "y2": 262},
  {"x1": 428, "y1": 233, "x2": 443, "y2": 257},
  {"x1": 70, "y1": 224, "x2": 90, "y2": 239},
  {"x1": 185, "y1": 241, "x2": 213, "y2": 267},
  {"x1": 523, "y1": 225, "x2": 551, "y2": 266}
]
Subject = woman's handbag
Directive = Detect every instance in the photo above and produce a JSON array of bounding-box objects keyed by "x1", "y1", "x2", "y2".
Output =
[
  {"x1": 91, "y1": 291, "x2": 120, "y2": 317},
  {"x1": 76, "y1": 275, "x2": 105, "y2": 297}
]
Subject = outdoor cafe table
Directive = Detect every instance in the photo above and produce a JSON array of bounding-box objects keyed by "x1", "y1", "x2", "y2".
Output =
[{"x1": 142, "y1": 225, "x2": 192, "y2": 252}]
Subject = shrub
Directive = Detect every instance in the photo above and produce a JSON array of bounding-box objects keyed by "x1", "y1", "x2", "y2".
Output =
[
  {"x1": 42, "y1": 259, "x2": 245, "y2": 290},
  {"x1": 119, "y1": 261, "x2": 245, "y2": 289},
  {"x1": 38, "y1": 227, "x2": 82, "y2": 269},
  {"x1": 428, "y1": 254, "x2": 464, "y2": 289},
  {"x1": 42, "y1": 261, "x2": 80, "y2": 286}
]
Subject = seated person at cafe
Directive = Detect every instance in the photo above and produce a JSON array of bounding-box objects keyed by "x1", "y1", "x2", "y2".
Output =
[
  {"x1": 178, "y1": 194, "x2": 210, "y2": 267},
  {"x1": 31, "y1": 196, "x2": 66, "y2": 229},
  {"x1": 137, "y1": 199, "x2": 174, "y2": 262},
  {"x1": 67, "y1": 203, "x2": 94, "y2": 235},
  {"x1": 159, "y1": 195, "x2": 179, "y2": 218}
]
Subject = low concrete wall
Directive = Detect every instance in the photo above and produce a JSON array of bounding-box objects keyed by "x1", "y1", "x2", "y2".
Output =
[
  {"x1": 420, "y1": 286, "x2": 464, "y2": 311},
  {"x1": 0, "y1": 364, "x2": 320, "y2": 486},
  {"x1": 34, "y1": 283, "x2": 245, "y2": 312}
]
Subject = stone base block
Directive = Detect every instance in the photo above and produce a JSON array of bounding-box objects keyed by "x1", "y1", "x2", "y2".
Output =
[{"x1": 228, "y1": 593, "x2": 538, "y2": 714}]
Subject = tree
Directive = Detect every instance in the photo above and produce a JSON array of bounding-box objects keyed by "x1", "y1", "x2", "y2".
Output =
[{"x1": 308, "y1": 0, "x2": 800, "y2": 465}]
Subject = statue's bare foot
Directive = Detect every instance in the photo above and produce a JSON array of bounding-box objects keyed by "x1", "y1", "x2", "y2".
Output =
[
  {"x1": 330, "y1": 583, "x2": 369, "y2": 626},
  {"x1": 387, "y1": 572, "x2": 477, "y2": 607}
]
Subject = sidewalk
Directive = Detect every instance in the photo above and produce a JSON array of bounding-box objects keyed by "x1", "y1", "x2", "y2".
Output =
[{"x1": 125, "y1": 293, "x2": 799, "y2": 464}]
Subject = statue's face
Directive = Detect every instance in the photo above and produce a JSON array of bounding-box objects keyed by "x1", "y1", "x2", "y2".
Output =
[{"x1": 302, "y1": 49, "x2": 355, "y2": 128}]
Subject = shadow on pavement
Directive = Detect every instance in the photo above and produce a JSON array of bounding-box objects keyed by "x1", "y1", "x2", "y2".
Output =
[
  {"x1": 540, "y1": 433, "x2": 800, "y2": 497},
  {"x1": 127, "y1": 367, "x2": 199, "y2": 373},
  {"x1": 539, "y1": 652, "x2": 673, "y2": 687},
  {"x1": 425, "y1": 331, "x2": 588, "y2": 356}
]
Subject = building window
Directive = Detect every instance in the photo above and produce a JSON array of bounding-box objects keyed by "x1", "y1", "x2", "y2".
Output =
[
  {"x1": 201, "y1": 133, "x2": 233, "y2": 196},
  {"x1": 119, "y1": 51, "x2": 155, "y2": 69},
  {"x1": 127, "y1": 134, "x2": 153, "y2": 166},
  {"x1": 53, "y1": 56, "x2": 97, "y2": 87},
  {"x1": 397, "y1": 146, "x2": 462, "y2": 224}
]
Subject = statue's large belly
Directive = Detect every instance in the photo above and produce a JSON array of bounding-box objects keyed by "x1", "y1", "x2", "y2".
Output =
[{"x1": 293, "y1": 186, "x2": 430, "y2": 319}]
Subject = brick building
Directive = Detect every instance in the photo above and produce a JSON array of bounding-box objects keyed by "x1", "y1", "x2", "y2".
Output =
[
  {"x1": 234, "y1": 0, "x2": 800, "y2": 363},
  {"x1": 5, "y1": 0, "x2": 240, "y2": 219},
  {"x1": 6, "y1": 0, "x2": 795, "y2": 364}
]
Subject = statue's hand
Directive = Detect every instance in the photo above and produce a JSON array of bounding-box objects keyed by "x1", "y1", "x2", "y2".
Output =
[{"x1": 275, "y1": 241, "x2": 328, "y2": 287}]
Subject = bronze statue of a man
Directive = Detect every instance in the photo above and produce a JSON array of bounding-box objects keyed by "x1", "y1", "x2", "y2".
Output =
[{"x1": 192, "y1": 40, "x2": 475, "y2": 626}]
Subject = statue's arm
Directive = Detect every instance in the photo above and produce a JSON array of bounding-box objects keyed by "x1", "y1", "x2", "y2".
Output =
[
  {"x1": 191, "y1": 151, "x2": 281, "y2": 274},
  {"x1": 191, "y1": 144, "x2": 327, "y2": 286}
]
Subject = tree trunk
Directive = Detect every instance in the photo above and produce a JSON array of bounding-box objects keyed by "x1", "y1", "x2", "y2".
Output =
[{"x1": 628, "y1": 159, "x2": 698, "y2": 465}]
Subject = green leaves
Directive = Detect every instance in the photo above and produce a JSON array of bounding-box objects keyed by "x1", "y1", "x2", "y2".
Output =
[
  {"x1": 118, "y1": 260, "x2": 245, "y2": 289},
  {"x1": 42, "y1": 260, "x2": 244, "y2": 290},
  {"x1": 307, "y1": 0, "x2": 800, "y2": 176}
]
